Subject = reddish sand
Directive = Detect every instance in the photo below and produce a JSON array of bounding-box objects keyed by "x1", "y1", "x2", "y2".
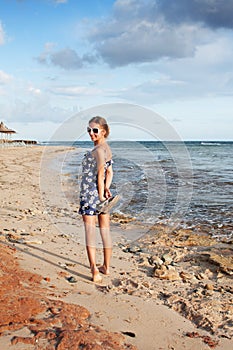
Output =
[{"x1": 0, "y1": 243, "x2": 136, "y2": 349}]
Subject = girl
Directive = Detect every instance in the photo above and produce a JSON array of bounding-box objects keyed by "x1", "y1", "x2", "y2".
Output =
[{"x1": 79, "y1": 116, "x2": 117, "y2": 282}]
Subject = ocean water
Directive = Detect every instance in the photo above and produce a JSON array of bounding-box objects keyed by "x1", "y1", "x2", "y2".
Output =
[{"x1": 45, "y1": 141, "x2": 233, "y2": 240}]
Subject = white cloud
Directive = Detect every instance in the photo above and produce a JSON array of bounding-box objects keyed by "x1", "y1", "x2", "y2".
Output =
[
  {"x1": 36, "y1": 1, "x2": 233, "y2": 70},
  {"x1": 54, "y1": 0, "x2": 68, "y2": 3},
  {"x1": 6, "y1": 95, "x2": 69, "y2": 123},
  {"x1": 92, "y1": 20, "x2": 201, "y2": 67},
  {"x1": 0, "y1": 70, "x2": 13, "y2": 84},
  {"x1": 50, "y1": 85, "x2": 103, "y2": 97},
  {"x1": 0, "y1": 21, "x2": 5, "y2": 45},
  {"x1": 86, "y1": 0, "x2": 233, "y2": 67},
  {"x1": 113, "y1": 77, "x2": 189, "y2": 105},
  {"x1": 36, "y1": 44, "x2": 97, "y2": 70},
  {"x1": 51, "y1": 48, "x2": 83, "y2": 69},
  {"x1": 28, "y1": 86, "x2": 42, "y2": 95},
  {"x1": 156, "y1": 0, "x2": 233, "y2": 29},
  {"x1": 36, "y1": 42, "x2": 57, "y2": 65},
  {"x1": 0, "y1": 80, "x2": 69, "y2": 123},
  {"x1": 195, "y1": 34, "x2": 233, "y2": 67},
  {"x1": 110, "y1": 32, "x2": 233, "y2": 105}
]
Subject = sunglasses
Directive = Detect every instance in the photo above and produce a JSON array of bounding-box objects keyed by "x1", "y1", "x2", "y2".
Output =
[{"x1": 87, "y1": 126, "x2": 100, "y2": 134}]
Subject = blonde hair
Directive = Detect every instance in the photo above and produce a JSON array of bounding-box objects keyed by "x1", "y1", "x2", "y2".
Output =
[{"x1": 89, "y1": 116, "x2": 110, "y2": 138}]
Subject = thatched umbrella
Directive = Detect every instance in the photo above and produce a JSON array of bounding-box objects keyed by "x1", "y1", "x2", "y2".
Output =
[{"x1": 0, "y1": 122, "x2": 16, "y2": 141}]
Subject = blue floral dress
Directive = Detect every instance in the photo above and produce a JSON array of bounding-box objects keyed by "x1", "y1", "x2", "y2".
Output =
[{"x1": 79, "y1": 150, "x2": 113, "y2": 215}]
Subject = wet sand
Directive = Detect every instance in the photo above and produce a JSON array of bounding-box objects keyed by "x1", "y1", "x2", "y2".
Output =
[{"x1": 0, "y1": 145, "x2": 232, "y2": 350}]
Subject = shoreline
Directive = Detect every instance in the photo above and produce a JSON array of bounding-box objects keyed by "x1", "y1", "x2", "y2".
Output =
[{"x1": 0, "y1": 145, "x2": 232, "y2": 349}]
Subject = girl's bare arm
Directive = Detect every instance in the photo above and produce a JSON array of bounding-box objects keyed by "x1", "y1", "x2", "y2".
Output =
[
  {"x1": 104, "y1": 165, "x2": 113, "y2": 198},
  {"x1": 94, "y1": 147, "x2": 107, "y2": 201}
]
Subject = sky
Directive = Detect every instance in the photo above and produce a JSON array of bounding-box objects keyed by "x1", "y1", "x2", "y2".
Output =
[{"x1": 0, "y1": 0, "x2": 233, "y2": 141}]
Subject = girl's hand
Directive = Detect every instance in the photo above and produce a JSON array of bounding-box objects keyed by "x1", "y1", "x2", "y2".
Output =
[
  {"x1": 99, "y1": 194, "x2": 107, "y2": 202},
  {"x1": 104, "y1": 188, "x2": 112, "y2": 199}
]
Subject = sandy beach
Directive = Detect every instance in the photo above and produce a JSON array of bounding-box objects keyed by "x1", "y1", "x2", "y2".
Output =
[{"x1": 0, "y1": 145, "x2": 232, "y2": 350}]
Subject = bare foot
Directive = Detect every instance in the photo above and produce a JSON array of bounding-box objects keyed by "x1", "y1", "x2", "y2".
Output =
[
  {"x1": 92, "y1": 268, "x2": 102, "y2": 283},
  {"x1": 99, "y1": 265, "x2": 110, "y2": 275}
]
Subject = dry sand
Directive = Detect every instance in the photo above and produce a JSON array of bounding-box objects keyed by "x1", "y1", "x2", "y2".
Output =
[{"x1": 0, "y1": 145, "x2": 232, "y2": 350}]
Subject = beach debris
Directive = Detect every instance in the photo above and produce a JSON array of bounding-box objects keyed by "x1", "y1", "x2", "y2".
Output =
[
  {"x1": 67, "y1": 276, "x2": 78, "y2": 283},
  {"x1": 5, "y1": 233, "x2": 24, "y2": 243},
  {"x1": 121, "y1": 331, "x2": 136, "y2": 338},
  {"x1": 161, "y1": 253, "x2": 173, "y2": 265},
  {"x1": 121, "y1": 244, "x2": 142, "y2": 254},
  {"x1": 205, "y1": 283, "x2": 214, "y2": 291},
  {"x1": 112, "y1": 278, "x2": 122, "y2": 287},
  {"x1": 185, "y1": 332, "x2": 219, "y2": 348},
  {"x1": 111, "y1": 212, "x2": 137, "y2": 224},
  {"x1": 112, "y1": 224, "x2": 233, "y2": 340},
  {"x1": 95, "y1": 285, "x2": 112, "y2": 293},
  {"x1": 204, "y1": 252, "x2": 233, "y2": 275},
  {"x1": 4, "y1": 233, "x2": 43, "y2": 245},
  {"x1": 24, "y1": 239, "x2": 43, "y2": 245},
  {"x1": 195, "y1": 272, "x2": 207, "y2": 280},
  {"x1": 137, "y1": 255, "x2": 151, "y2": 266},
  {"x1": 148, "y1": 255, "x2": 163, "y2": 267},
  {"x1": 58, "y1": 262, "x2": 68, "y2": 269},
  {"x1": 180, "y1": 271, "x2": 196, "y2": 282},
  {"x1": 153, "y1": 265, "x2": 181, "y2": 281}
]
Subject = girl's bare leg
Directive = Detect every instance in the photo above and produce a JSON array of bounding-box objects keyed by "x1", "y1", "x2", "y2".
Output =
[
  {"x1": 82, "y1": 215, "x2": 102, "y2": 282},
  {"x1": 98, "y1": 213, "x2": 112, "y2": 275}
]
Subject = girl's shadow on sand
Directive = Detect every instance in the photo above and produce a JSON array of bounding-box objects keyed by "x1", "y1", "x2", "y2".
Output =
[{"x1": 1, "y1": 240, "x2": 91, "y2": 282}]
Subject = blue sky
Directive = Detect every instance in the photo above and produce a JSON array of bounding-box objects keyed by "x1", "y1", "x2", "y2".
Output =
[{"x1": 0, "y1": 0, "x2": 233, "y2": 141}]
